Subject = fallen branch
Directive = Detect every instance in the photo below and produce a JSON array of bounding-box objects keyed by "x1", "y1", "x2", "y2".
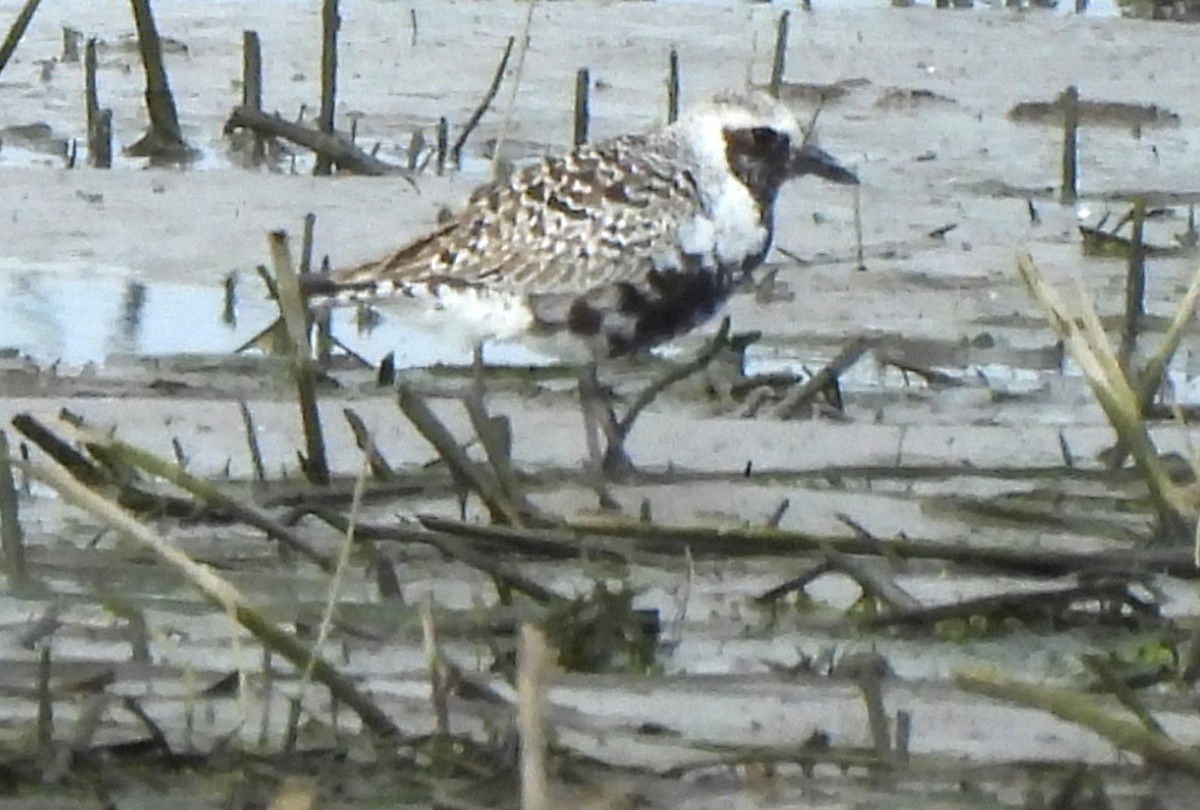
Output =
[
  {"x1": 955, "y1": 671, "x2": 1200, "y2": 777},
  {"x1": 225, "y1": 105, "x2": 411, "y2": 177}
]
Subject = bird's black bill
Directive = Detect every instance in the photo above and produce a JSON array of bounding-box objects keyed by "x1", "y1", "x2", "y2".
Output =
[{"x1": 789, "y1": 143, "x2": 859, "y2": 185}]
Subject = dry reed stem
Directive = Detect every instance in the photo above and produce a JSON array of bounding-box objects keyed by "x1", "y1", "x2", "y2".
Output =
[
  {"x1": 270, "y1": 230, "x2": 330, "y2": 485},
  {"x1": 25, "y1": 457, "x2": 406, "y2": 744},
  {"x1": 299, "y1": 450, "x2": 369, "y2": 702},
  {"x1": 518, "y1": 624, "x2": 551, "y2": 810},
  {"x1": 69, "y1": 424, "x2": 334, "y2": 571},
  {"x1": 1014, "y1": 253, "x2": 1197, "y2": 536},
  {"x1": 956, "y1": 670, "x2": 1200, "y2": 776},
  {"x1": 421, "y1": 602, "x2": 450, "y2": 736}
]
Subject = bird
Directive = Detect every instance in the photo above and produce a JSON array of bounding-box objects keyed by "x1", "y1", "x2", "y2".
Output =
[{"x1": 301, "y1": 90, "x2": 858, "y2": 365}]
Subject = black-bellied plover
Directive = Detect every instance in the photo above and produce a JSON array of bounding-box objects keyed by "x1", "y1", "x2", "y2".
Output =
[
  {"x1": 304, "y1": 91, "x2": 857, "y2": 362},
  {"x1": 304, "y1": 91, "x2": 857, "y2": 476}
]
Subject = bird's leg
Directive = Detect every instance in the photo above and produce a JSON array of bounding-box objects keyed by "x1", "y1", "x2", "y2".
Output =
[
  {"x1": 578, "y1": 364, "x2": 625, "y2": 505},
  {"x1": 603, "y1": 317, "x2": 734, "y2": 475}
]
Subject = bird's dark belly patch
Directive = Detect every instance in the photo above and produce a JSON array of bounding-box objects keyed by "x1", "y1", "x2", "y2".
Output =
[{"x1": 550, "y1": 263, "x2": 736, "y2": 358}]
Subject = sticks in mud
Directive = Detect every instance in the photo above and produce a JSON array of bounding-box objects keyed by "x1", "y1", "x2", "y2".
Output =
[
  {"x1": 666, "y1": 48, "x2": 680, "y2": 125},
  {"x1": 573, "y1": 68, "x2": 590, "y2": 147},
  {"x1": 768, "y1": 10, "x2": 790, "y2": 99},
  {"x1": 25, "y1": 456, "x2": 409, "y2": 747},
  {"x1": 596, "y1": 317, "x2": 734, "y2": 477},
  {"x1": 84, "y1": 38, "x2": 112, "y2": 169},
  {"x1": 314, "y1": 0, "x2": 340, "y2": 176},
  {"x1": 241, "y1": 30, "x2": 266, "y2": 164},
  {"x1": 451, "y1": 36, "x2": 515, "y2": 168},
  {"x1": 127, "y1": 0, "x2": 190, "y2": 160},
  {"x1": 1117, "y1": 197, "x2": 1147, "y2": 374},
  {"x1": 1060, "y1": 85, "x2": 1079, "y2": 203},
  {"x1": 396, "y1": 384, "x2": 547, "y2": 527}
]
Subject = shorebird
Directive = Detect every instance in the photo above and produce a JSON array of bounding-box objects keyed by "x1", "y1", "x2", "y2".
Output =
[{"x1": 303, "y1": 91, "x2": 858, "y2": 472}]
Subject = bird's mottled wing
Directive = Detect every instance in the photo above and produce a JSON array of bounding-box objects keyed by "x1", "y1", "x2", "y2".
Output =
[{"x1": 318, "y1": 134, "x2": 702, "y2": 301}]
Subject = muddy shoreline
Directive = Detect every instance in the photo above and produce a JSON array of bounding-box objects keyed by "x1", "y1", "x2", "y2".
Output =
[{"x1": 2, "y1": 1, "x2": 1200, "y2": 808}]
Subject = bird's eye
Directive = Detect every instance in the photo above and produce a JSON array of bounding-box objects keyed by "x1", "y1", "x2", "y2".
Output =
[{"x1": 751, "y1": 127, "x2": 786, "y2": 149}]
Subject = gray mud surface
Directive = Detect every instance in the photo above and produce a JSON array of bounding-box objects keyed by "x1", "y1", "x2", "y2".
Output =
[{"x1": 1, "y1": 1, "x2": 1200, "y2": 808}]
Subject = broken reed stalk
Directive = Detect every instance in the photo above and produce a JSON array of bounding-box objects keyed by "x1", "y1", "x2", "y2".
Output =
[
  {"x1": 342, "y1": 408, "x2": 394, "y2": 480},
  {"x1": 84, "y1": 38, "x2": 112, "y2": 169},
  {"x1": 955, "y1": 671, "x2": 1200, "y2": 777},
  {"x1": 768, "y1": 10, "x2": 790, "y2": 98},
  {"x1": 1014, "y1": 253, "x2": 1196, "y2": 540},
  {"x1": 451, "y1": 36, "x2": 515, "y2": 168},
  {"x1": 269, "y1": 230, "x2": 331, "y2": 485},
  {"x1": 0, "y1": 430, "x2": 26, "y2": 584},
  {"x1": 127, "y1": 0, "x2": 189, "y2": 158},
  {"x1": 573, "y1": 68, "x2": 590, "y2": 147},
  {"x1": 667, "y1": 48, "x2": 680, "y2": 125},
  {"x1": 0, "y1": 0, "x2": 42, "y2": 77},
  {"x1": 1059, "y1": 85, "x2": 1079, "y2": 204},
  {"x1": 1117, "y1": 197, "x2": 1147, "y2": 374},
  {"x1": 242, "y1": 30, "x2": 265, "y2": 164},
  {"x1": 518, "y1": 625, "x2": 551, "y2": 810},
  {"x1": 25, "y1": 456, "x2": 407, "y2": 745},
  {"x1": 314, "y1": 0, "x2": 340, "y2": 176}
]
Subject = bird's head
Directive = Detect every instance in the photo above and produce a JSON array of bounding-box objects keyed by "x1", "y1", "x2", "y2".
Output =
[{"x1": 679, "y1": 91, "x2": 858, "y2": 206}]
